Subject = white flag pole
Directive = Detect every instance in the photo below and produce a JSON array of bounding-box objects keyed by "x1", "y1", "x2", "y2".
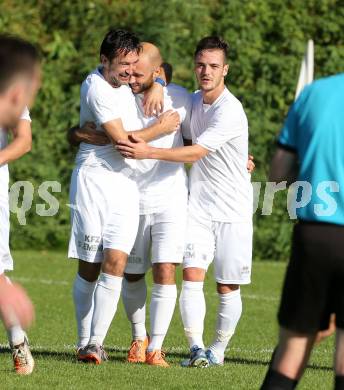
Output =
[{"x1": 295, "y1": 39, "x2": 314, "y2": 100}]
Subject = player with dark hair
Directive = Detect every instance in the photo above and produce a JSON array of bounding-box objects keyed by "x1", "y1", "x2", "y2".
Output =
[
  {"x1": 116, "y1": 36, "x2": 253, "y2": 367},
  {"x1": 0, "y1": 34, "x2": 41, "y2": 375},
  {"x1": 68, "y1": 29, "x2": 180, "y2": 364}
]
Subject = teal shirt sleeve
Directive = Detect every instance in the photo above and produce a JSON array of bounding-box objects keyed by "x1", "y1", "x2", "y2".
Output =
[{"x1": 278, "y1": 86, "x2": 311, "y2": 151}]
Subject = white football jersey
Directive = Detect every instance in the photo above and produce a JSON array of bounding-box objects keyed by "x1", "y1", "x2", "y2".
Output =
[
  {"x1": 75, "y1": 68, "x2": 142, "y2": 174},
  {"x1": 189, "y1": 88, "x2": 253, "y2": 222},
  {"x1": 134, "y1": 83, "x2": 192, "y2": 214}
]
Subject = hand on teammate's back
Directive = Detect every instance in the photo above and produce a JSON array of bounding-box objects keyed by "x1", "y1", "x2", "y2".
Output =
[
  {"x1": 82, "y1": 122, "x2": 110, "y2": 145},
  {"x1": 67, "y1": 122, "x2": 110, "y2": 147},
  {"x1": 157, "y1": 110, "x2": 180, "y2": 134},
  {"x1": 0, "y1": 278, "x2": 35, "y2": 329},
  {"x1": 247, "y1": 154, "x2": 255, "y2": 174}
]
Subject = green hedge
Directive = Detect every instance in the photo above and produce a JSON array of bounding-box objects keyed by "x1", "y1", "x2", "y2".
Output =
[{"x1": 1, "y1": 0, "x2": 343, "y2": 260}]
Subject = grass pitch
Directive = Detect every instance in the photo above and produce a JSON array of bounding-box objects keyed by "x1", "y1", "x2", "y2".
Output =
[{"x1": 0, "y1": 251, "x2": 334, "y2": 389}]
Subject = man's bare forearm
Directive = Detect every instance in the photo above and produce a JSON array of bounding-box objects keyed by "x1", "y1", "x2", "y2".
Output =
[
  {"x1": 67, "y1": 126, "x2": 110, "y2": 146},
  {"x1": 269, "y1": 147, "x2": 299, "y2": 186},
  {"x1": 129, "y1": 122, "x2": 168, "y2": 142},
  {"x1": 0, "y1": 137, "x2": 31, "y2": 165},
  {"x1": 148, "y1": 145, "x2": 207, "y2": 163},
  {"x1": 0, "y1": 121, "x2": 31, "y2": 165}
]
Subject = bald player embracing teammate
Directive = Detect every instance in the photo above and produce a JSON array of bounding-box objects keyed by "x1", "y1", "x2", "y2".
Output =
[
  {"x1": 117, "y1": 36, "x2": 253, "y2": 368},
  {"x1": 67, "y1": 30, "x2": 181, "y2": 364},
  {"x1": 70, "y1": 41, "x2": 192, "y2": 366}
]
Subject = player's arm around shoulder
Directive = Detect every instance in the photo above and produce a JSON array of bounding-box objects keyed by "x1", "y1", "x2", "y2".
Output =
[
  {"x1": 67, "y1": 122, "x2": 110, "y2": 147},
  {"x1": 0, "y1": 118, "x2": 32, "y2": 165},
  {"x1": 87, "y1": 81, "x2": 129, "y2": 144},
  {"x1": 116, "y1": 134, "x2": 208, "y2": 163}
]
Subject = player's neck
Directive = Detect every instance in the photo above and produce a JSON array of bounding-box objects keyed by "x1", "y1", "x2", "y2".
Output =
[
  {"x1": 202, "y1": 83, "x2": 225, "y2": 105},
  {"x1": 100, "y1": 67, "x2": 121, "y2": 88}
]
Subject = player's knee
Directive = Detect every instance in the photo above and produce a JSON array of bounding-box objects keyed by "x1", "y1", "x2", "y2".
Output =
[
  {"x1": 102, "y1": 249, "x2": 127, "y2": 276},
  {"x1": 183, "y1": 267, "x2": 205, "y2": 282},
  {"x1": 78, "y1": 260, "x2": 101, "y2": 282},
  {"x1": 217, "y1": 283, "x2": 239, "y2": 294},
  {"x1": 152, "y1": 263, "x2": 176, "y2": 284},
  {"x1": 124, "y1": 273, "x2": 145, "y2": 282}
]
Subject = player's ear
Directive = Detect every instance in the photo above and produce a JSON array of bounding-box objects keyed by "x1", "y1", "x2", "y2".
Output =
[
  {"x1": 8, "y1": 81, "x2": 26, "y2": 111},
  {"x1": 100, "y1": 54, "x2": 109, "y2": 68},
  {"x1": 223, "y1": 64, "x2": 229, "y2": 77},
  {"x1": 153, "y1": 65, "x2": 160, "y2": 80}
]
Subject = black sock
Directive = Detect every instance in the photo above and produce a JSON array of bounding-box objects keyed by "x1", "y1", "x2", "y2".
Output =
[
  {"x1": 335, "y1": 376, "x2": 344, "y2": 390},
  {"x1": 261, "y1": 369, "x2": 298, "y2": 390}
]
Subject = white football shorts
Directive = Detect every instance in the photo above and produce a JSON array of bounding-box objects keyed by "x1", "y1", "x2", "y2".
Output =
[
  {"x1": 68, "y1": 166, "x2": 139, "y2": 263},
  {"x1": 183, "y1": 213, "x2": 253, "y2": 285},
  {"x1": 125, "y1": 192, "x2": 188, "y2": 274},
  {"x1": 0, "y1": 198, "x2": 13, "y2": 275}
]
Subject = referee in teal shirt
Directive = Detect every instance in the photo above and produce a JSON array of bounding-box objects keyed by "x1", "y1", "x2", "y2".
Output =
[{"x1": 262, "y1": 74, "x2": 344, "y2": 390}]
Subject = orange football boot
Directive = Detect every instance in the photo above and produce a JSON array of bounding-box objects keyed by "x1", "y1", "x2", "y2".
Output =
[
  {"x1": 146, "y1": 350, "x2": 169, "y2": 367},
  {"x1": 127, "y1": 337, "x2": 149, "y2": 363}
]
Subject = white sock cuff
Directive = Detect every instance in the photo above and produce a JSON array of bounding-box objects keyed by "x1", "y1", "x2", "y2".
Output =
[
  {"x1": 122, "y1": 277, "x2": 147, "y2": 300},
  {"x1": 98, "y1": 273, "x2": 123, "y2": 291},
  {"x1": 182, "y1": 280, "x2": 204, "y2": 291},
  {"x1": 75, "y1": 274, "x2": 96, "y2": 292},
  {"x1": 218, "y1": 288, "x2": 241, "y2": 301},
  {"x1": 122, "y1": 277, "x2": 146, "y2": 291},
  {"x1": 152, "y1": 283, "x2": 177, "y2": 298}
]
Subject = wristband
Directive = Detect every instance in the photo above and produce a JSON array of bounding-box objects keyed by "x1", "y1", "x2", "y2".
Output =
[{"x1": 154, "y1": 77, "x2": 166, "y2": 87}]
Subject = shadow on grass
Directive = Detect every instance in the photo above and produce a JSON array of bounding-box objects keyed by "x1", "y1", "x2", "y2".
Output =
[
  {"x1": 0, "y1": 346, "x2": 332, "y2": 371},
  {"x1": 224, "y1": 356, "x2": 332, "y2": 372},
  {"x1": 0, "y1": 346, "x2": 126, "y2": 363}
]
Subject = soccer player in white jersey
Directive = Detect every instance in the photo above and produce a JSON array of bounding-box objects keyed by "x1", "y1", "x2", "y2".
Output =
[
  {"x1": 123, "y1": 44, "x2": 191, "y2": 367},
  {"x1": 117, "y1": 36, "x2": 253, "y2": 367},
  {"x1": 68, "y1": 29, "x2": 180, "y2": 364},
  {"x1": 0, "y1": 34, "x2": 41, "y2": 375},
  {"x1": 69, "y1": 42, "x2": 191, "y2": 367}
]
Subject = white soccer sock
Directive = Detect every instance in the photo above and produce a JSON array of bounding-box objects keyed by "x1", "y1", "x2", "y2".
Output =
[
  {"x1": 208, "y1": 289, "x2": 242, "y2": 361},
  {"x1": 89, "y1": 272, "x2": 123, "y2": 346},
  {"x1": 7, "y1": 325, "x2": 26, "y2": 346},
  {"x1": 4, "y1": 276, "x2": 26, "y2": 346},
  {"x1": 147, "y1": 284, "x2": 177, "y2": 352},
  {"x1": 179, "y1": 280, "x2": 205, "y2": 349},
  {"x1": 73, "y1": 273, "x2": 97, "y2": 348},
  {"x1": 122, "y1": 277, "x2": 147, "y2": 340}
]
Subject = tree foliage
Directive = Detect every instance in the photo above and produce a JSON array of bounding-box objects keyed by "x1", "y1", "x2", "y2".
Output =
[{"x1": 1, "y1": 0, "x2": 343, "y2": 260}]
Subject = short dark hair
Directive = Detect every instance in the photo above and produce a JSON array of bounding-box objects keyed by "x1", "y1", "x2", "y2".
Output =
[
  {"x1": 100, "y1": 28, "x2": 141, "y2": 62},
  {"x1": 0, "y1": 34, "x2": 40, "y2": 93},
  {"x1": 194, "y1": 36, "x2": 229, "y2": 60}
]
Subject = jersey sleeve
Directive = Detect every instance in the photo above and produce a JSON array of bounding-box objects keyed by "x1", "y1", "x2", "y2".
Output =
[
  {"x1": 278, "y1": 86, "x2": 311, "y2": 152},
  {"x1": 181, "y1": 93, "x2": 192, "y2": 140},
  {"x1": 87, "y1": 83, "x2": 120, "y2": 126},
  {"x1": 196, "y1": 104, "x2": 246, "y2": 152},
  {"x1": 20, "y1": 107, "x2": 31, "y2": 122},
  {"x1": 278, "y1": 103, "x2": 299, "y2": 151}
]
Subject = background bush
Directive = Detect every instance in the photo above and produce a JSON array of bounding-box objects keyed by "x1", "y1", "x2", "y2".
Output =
[{"x1": 1, "y1": 0, "x2": 343, "y2": 260}]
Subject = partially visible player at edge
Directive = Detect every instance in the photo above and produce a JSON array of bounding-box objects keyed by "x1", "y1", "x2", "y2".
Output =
[
  {"x1": 261, "y1": 74, "x2": 344, "y2": 390},
  {"x1": 0, "y1": 34, "x2": 41, "y2": 375},
  {"x1": 117, "y1": 36, "x2": 253, "y2": 367}
]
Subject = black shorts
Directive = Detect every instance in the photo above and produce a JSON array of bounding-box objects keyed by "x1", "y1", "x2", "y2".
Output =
[{"x1": 278, "y1": 220, "x2": 344, "y2": 333}]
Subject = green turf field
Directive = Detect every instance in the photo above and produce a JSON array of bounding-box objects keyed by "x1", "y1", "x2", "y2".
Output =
[{"x1": 0, "y1": 251, "x2": 334, "y2": 389}]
